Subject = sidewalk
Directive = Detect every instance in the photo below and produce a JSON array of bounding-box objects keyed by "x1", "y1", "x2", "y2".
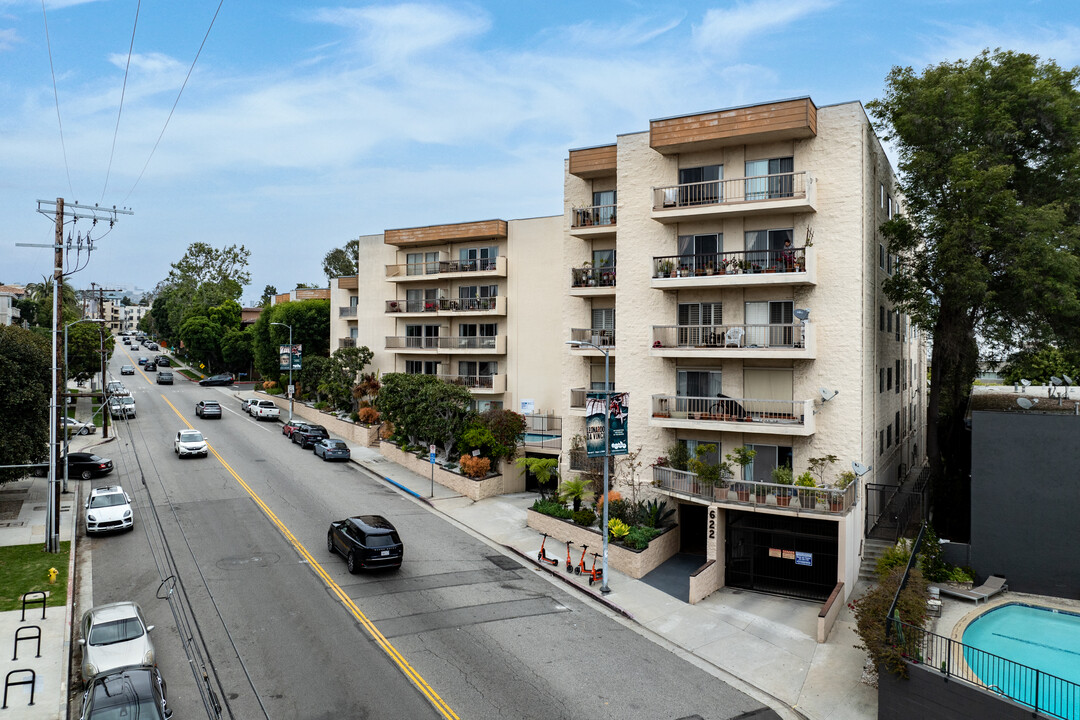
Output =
[
  {"x1": 0, "y1": 433, "x2": 106, "y2": 719},
  {"x1": 344, "y1": 440, "x2": 879, "y2": 720}
]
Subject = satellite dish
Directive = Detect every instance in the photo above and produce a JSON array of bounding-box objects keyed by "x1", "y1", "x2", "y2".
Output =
[
  {"x1": 1020, "y1": 379, "x2": 1031, "y2": 387},
  {"x1": 793, "y1": 308, "x2": 810, "y2": 322},
  {"x1": 852, "y1": 462, "x2": 872, "y2": 477},
  {"x1": 1050, "y1": 376, "x2": 1062, "y2": 386},
  {"x1": 1017, "y1": 398, "x2": 1038, "y2": 410},
  {"x1": 819, "y1": 388, "x2": 839, "y2": 403},
  {"x1": 1064, "y1": 375, "x2": 1074, "y2": 386}
]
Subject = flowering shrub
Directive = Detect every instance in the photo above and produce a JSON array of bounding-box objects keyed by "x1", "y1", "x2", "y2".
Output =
[{"x1": 459, "y1": 455, "x2": 491, "y2": 479}]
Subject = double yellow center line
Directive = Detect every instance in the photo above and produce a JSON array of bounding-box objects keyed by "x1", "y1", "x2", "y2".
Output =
[{"x1": 160, "y1": 395, "x2": 458, "y2": 719}]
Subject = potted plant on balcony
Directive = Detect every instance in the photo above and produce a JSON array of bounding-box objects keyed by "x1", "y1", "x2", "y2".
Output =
[
  {"x1": 794, "y1": 471, "x2": 818, "y2": 509},
  {"x1": 388, "y1": 300, "x2": 400, "y2": 312},
  {"x1": 726, "y1": 445, "x2": 757, "y2": 502},
  {"x1": 689, "y1": 443, "x2": 727, "y2": 498},
  {"x1": 657, "y1": 259, "x2": 674, "y2": 278},
  {"x1": 830, "y1": 470, "x2": 856, "y2": 512},
  {"x1": 769, "y1": 466, "x2": 792, "y2": 504},
  {"x1": 773, "y1": 467, "x2": 795, "y2": 506},
  {"x1": 704, "y1": 261, "x2": 715, "y2": 276}
]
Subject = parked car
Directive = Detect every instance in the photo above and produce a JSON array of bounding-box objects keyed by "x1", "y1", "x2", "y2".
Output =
[
  {"x1": 174, "y1": 429, "x2": 208, "y2": 458},
  {"x1": 108, "y1": 397, "x2": 126, "y2": 419},
  {"x1": 80, "y1": 665, "x2": 172, "y2": 720},
  {"x1": 85, "y1": 485, "x2": 133, "y2": 534},
  {"x1": 314, "y1": 438, "x2": 351, "y2": 461},
  {"x1": 106, "y1": 381, "x2": 126, "y2": 396},
  {"x1": 281, "y1": 418, "x2": 304, "y2": 437},
  {"x1": 327, "y1": 515, "x2": 403, "y2": 572},
  {"x1": 120, "y1": 365, "x2": 135, "y2": 375},
  {"x1": 79, "y1": 601, "x2": 155, "y2": 680},
  {"x1": 292, "y1": 424, "x2": 329, "y2": 449},
  {"x1": 137, "y1": 356, "x2": 148, "y2": 365},
  {"x1": 145, "y1": 361, "x2": 157, "y2": 372},
  {"x1": 147, "y1": 343, "x2": 159, "y2": 351},
  {"x1": 195, "y1": 400, "x2": 222, "y2": 419},
  {"x1": 156, "y1": 371, "x2": 173, "y2": 385},
  {"x1": 63, "y1": 416, "x2": 96, "y2": 436},
  {"x1": 34, "y1": 452, "x2": 114, "y2": 480},
  {"x1": 253, "y1": 400, "x2": 280, "y2": 421},
  {"x1": 241, "y1": 398, "x2": 259, "y2": 415},
  {"x1": 154, "y1": 356, "x2": 170, "y2": 366},
  {"x1": 199, "y1": 373, "x2": 234, "y2": 387}
]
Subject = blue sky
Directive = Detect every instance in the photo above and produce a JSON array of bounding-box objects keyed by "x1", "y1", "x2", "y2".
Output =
[{"x1": 2, "y1": 0, "x2": 1077, "y2": 302}]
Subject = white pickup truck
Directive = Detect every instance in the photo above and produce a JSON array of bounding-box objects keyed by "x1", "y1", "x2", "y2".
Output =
[{"x1": 253, "y1": 400, "x2": 280, "y2": 422}]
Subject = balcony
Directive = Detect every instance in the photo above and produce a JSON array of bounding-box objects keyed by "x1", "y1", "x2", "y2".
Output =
[
  {"x1": 651, "y1": 172, "x2": 816, "y2": 223},
  {"x1": 651, "y1": 248, "x2": 815, "y2": 289},
  {"x1": 386, "y1": 255, "x2": 507, "y2": 282},
  {"x1": 569, "y1": 328, "x2": 615, "y2": 355},
  {"x1": 339, "y1": 306, "x2": 358, "y2": 318},
  {"x1": 652, "y1": 466, "x2": 855, "y2": 515},
  {"x1": 385, "y1": 335, "x2": 506, "y2": 355},
  {"x1": 569, "y1": 266, "x2": 616, "y2": 297},
  {"x1": 651, "y1": 323, "x2": 814, "y2": 360},
  {"x1": 339, "y1": 337, "x2": 356, "y2": 348},
  {"x1": 569, "y1": 204, "x2": 617, "y2": 239},
  {"x1": 568, "y1": 449, "x2": 615, "y2": 474},
  {"x1": 385, "y1": 296, "x2": 506, "y2": 316},
  {"x1": 649, "y1": 394, "x2": 814, "y2": 436},
  {"x1": 436, "y1": 374, "x2": 507, "y2": 394},
  {"x1": 568, "y1": 387, "x2": 587, "y2": 415}
]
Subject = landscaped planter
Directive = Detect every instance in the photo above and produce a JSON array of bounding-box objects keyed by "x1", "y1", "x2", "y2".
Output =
[
  {"x1": 379, "y1": 442, "x2": 505, "y2": 501},
  {"x1": 526, "y1": 509, "x2": 679, "y2": 579},
  {"x1": 252, "y1": 393, "x2": 381, "y2": 446}
]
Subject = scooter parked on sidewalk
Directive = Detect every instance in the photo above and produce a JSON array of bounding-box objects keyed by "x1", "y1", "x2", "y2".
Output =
[
  {"x1": 583, "y1": 552, "x2": 604, "y2": 586},
  {"x1": 537, "y1": 533, "x2": 559, "y2": 567}
]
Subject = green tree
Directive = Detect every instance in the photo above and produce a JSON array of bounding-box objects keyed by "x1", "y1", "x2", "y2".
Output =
[
  {"x1": 868, "y1": 50, "x2": 1080, "y2": 536},
  {"x1": 220, "y1": 327, "x2": 254, "y2": 376},
  {"x1": 377, "y1": 373, "x2": 441, "y2": 446},
  {"x1": 66, "y1": 323, "x2": 114, "y2": 382},
  {"x1": 1002, "y1": 346, "x2": 1080, "y2": 385},
  {"x1": 252, "y1": 299, "x2": 332, "y2": 382},
  {"x1": 207, "y1": 300, "x2": 242, "y2": 332},
  {"x1": 322, "y1": 239, "x2": 360, "y2": 282},
  {"x1": 120, "y1": 296, "x2": 133, "y2": 306},
  {"x1": 0, "y1": 326, "x2": 51, "y2": 485},
  {"x1": 258, "y1": 285, "x2": 278, "y2": 308},
  {"x1": 318, "y1": 346, "x2": 374, "y2": 410},
  {"x1": 179, "y1": 316, "x2": 223, "y2": 371},
  {"x1": 298, "y1": 355, "x2": 332, "y2": 402},
  {"x1": 418, "y1": 381, "x2": 475, "y2": 461},
  {"x1": 478, "y1": 409, "x2": 527, "y2": 462}
]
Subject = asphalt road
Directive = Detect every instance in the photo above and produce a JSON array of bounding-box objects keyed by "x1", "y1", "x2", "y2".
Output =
[{"x1": 78, "y1": 345, "x2": 778, "y2": 720}]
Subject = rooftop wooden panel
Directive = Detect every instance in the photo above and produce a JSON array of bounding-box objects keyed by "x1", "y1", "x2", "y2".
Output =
[
  {"x1": 569, "y1": 145, "x2": 617, "y2": 178},
  {"x1": 385, "y1": 220, "x2": 508, "y2": 247},
  {"x1": 650, "y1": 98, "x2": 817, "y2": 154}
]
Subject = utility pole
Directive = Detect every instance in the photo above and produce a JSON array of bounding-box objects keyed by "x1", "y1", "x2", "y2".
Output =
[
  {"x1": 92, "y1": 286, "x2": 121, "y2": 440},
  {"x1": 21, "y1": 199, "x2": 133, "y2": 553}
]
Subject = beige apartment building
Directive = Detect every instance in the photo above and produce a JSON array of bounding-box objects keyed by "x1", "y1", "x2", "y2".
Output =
[
  {"x1": 561, "y1": 97, "x2": 927, "y2": 602},
  {"x1": 330, "y1": 217, "x2": 565, "y2": 417},
  {"x1": 330, "y1": 97, "x2": 927, "y2": 604}
]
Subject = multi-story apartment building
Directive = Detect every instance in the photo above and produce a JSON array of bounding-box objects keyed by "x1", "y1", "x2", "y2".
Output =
[
  {"x1": 0, "y1": 285, "x2": 23, "y2": 326},
  {"x1": 330, "y1": 217, "x2": 565, "y2": 417},
  {"x1": 561, "y1": 98, "x2": 927, "y2": 603},
  {"x1": 102, "y1": 300, "x2": 149, "y2": 333}
]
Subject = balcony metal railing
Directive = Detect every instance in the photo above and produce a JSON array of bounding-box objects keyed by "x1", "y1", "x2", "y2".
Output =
[
  {"x1": 436, "y1": 374, "x2": 506, "y2": 392},
  {"x1": 339, "y1": 337, "x2": 356, "y2": 348},
  {"x1": 386, "y1": 257, "x2": 504, "y2": 278},
  {"x1": 386, "y1": 336, "x2": 503, "y2": 351},
  {"x1": 651, "y1": 394, "x2": 808, "y2": 425},
  {"x1": 571, "y1": 204, "x2": 617, "y2": 228},
  {"x1": 652, "y1": 323, "x2": 806, "y2": 350},
  {"x1": 653, "y1": 172, "x2": 808, "y2": 210},
  {"x1": 438, "y1": 297, "x2": 499, "y2": 312},
  {"x1": 568, "y1": 449, "x2": 615, "y2": 474},
  {"x1": 570, "y1": 266, "x2": 617, "y2": 288},
  {"x1": 652, "y1": 248, "x2": 806, "y2": 278},
  {"x1": 652, "y1": 466, "x2": 856, "y2": 514},
  {"x1": 570, "y1": 327, "x2": 615, "y2": 348},
  {"x1": 385, "y1": 298, "x2": 442, "y2": 313},
  {"x1": 339, "y1": 306, "x2": 358, "y2": 317}
]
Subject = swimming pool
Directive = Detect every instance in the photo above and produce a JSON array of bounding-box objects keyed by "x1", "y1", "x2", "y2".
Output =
[
  {"x1": 521, "y1": 432, "x2": 560, "y2": 444},
  {"x1": 962, "y1": 603, "x2": 1080, "y2": 719}
]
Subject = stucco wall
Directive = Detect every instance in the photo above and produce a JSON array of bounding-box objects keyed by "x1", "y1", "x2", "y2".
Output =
[{"x1": 379, "y1": 442, "x2": 510, "y2": 501}]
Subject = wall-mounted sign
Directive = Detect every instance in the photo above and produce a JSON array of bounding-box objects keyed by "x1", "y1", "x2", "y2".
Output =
[
  {"x1": 795, "y1": 551, "x2": 813, "y2": 567},
  {"x1": 782, "y1": 550, "x2": 796, "y2": 560},
  {"x1": 520, "y1": 399, "x2": 535, "y2": 415},
  {"x1": 768, "y1": 548, "x2": 782, "y2": 558}
]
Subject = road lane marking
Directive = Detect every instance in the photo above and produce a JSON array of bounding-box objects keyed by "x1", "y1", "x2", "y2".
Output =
[{"x1": 158, "y1": 395, "x2": 459, "y2": 720}]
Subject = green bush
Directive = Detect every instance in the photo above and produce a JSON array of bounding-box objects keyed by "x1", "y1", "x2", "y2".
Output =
[
  {"x1": 624, "y1": 525, "x2": 661, "y2": 550},
  {"x1": 642, "y1": 499, "x2": 675, "y2": 528},
  {"x1": 853, "y1": 567, "x2": 929, "y2": 680},
  {"x1": 314, "y1": 401, "x2": 328, "y2": 410},
  {"x1": 666, "y1": 443, "x2": 691, "y2": 471},
  {"x1": 266, "y1": 386, "x2": 284, "y2": 395},
  {"x1": 531, "y1": 498, "x2": 572, "y2": 519},
  {"x1": 875, "y1": 539, "x2": 914, "y2": 580},
  {"x1": 572, "y1": 508, "x2": 597, "y2": 527}
]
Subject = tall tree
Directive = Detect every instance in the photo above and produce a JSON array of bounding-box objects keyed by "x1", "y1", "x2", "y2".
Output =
[
  {"x1": 0, "y1": 326, "x2": 51, "y2": 485},
  {"x1": 868, "y1": 50, "x2": 1080, "y2": 537},
  {"x1": 66, "y1": 323, "x2": 114, "y2": 382},
  {"x1": 322, "y1": 239, "x2": 360, "y2": 282},
  {"x1": 258, "y1": 285, "x2": 278, "y2": 308}
]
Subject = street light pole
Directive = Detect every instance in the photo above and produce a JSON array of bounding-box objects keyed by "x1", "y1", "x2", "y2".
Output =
[
  {"x1": 271, "y1": 322, "x2": 294, "y2": 423},
  {"x1": 567, "y1": 339, "x2": 612, "y2": 594},
  {"x1": 63, "y1": 318, "x2": 106, "y2": 495}
]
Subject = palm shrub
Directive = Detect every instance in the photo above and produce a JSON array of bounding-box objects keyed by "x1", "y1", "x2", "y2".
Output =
[
  {"x1": 515, "y1": 456, "x2": 560, "y2": 498},
  {"x1": 558, "y1": 478, "x2": 592, "y2": 512}
]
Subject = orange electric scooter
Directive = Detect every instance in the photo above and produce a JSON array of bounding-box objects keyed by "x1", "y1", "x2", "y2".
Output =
[{"x1": 537, "y1": 533, "x2": 559, "y2": 567}]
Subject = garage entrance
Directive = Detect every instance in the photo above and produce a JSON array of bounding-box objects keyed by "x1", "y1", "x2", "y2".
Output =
[{"x1": 725, "y1": 511, "x2": 838, "y2": 601}]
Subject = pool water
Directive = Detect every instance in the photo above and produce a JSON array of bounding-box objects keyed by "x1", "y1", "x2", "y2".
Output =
[
  {"x1": 963, "y1": 603, "x2": 1080, "y2": 718},
  {"x1": 521, "y1": 433, "x2": 560, "y2": 443}
]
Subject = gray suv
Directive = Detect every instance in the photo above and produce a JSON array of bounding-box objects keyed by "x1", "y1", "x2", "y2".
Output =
[{"x1": 195, "y1": 400, "x2": 222, "y2": 419}]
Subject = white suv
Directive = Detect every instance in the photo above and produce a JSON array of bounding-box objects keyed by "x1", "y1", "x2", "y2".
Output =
[
  {"x1": 174, "y1": 429, "x2": 208, "y2": 458},
  {"x1": 85, "y1": 486, "x2": 134, "y2": 534}
]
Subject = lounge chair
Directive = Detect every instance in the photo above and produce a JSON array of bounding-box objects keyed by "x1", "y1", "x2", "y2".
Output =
[{"x1": 933, "y1": 575, "x2": 1008, "y2": 605}]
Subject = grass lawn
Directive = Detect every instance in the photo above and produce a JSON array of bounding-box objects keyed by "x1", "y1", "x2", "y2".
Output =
[
  {"x1": 178, "y1": 368, "x2": 200, "y2": 381},
  {"x1": 0, "y1": 542, "x2": 70, "y2": 612}
]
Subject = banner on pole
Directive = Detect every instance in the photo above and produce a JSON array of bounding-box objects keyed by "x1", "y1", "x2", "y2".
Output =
[
  {"x1": 585, "y1": 391, "x2": 628, "y2": 457},
  {"x1": 279, "y1": 344, "x2": 302, "y2": 371}
]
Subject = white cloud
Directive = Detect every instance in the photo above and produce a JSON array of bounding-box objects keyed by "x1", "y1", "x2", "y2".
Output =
[
  {"x1": 0, "y1": 27, "x2": 17, "y2": 51},
  {"x1": 916, "y1": 21, "x2": 1080, "y2": 68},
  {"x1": 556, "y1": 14, "x2": 684, "y2": 48},
  {"x1": 693, "y1": 0, "x2": 836, "y2": 58}
]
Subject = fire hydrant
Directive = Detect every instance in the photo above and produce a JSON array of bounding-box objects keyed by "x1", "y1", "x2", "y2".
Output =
[{"x1": 48, "y1": 567, "x2": 58, "y2": 584}]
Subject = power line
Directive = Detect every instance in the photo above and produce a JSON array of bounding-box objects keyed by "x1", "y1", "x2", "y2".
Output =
[
  {"x1": 101, "y1": 0, "x2": 143, "y2": 204},
  {"x1": 122, "y1": 0, "x2": 226, "y2": 204},
  {"x1": 39, "y1": 0, "x2": 74, "y2": 201}
]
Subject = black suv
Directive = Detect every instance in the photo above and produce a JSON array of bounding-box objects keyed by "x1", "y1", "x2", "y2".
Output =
[
  {"x1": 327, "y1": 515, "x2": 403, "y2": 572},
  {"x1": 292, "y1": 423, "x2": 329, "y2": 449},
  {"x1": 155, "y1": 356, "x2": 171, "y2": 366},
  {"x1": 199, "y1": 373, "x2": 234, "y2": 387},
  {"x1": 81, "y1": 665, "x2": 172, "y2": 719}
]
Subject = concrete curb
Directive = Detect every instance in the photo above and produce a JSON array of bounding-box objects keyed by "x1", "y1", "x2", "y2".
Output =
[
  {"x1": 59, "y1": 481, "x2": 80, "y2": 717},
  {"x1": 501, "y1": 543, "x2": 635, "y2": 620}
]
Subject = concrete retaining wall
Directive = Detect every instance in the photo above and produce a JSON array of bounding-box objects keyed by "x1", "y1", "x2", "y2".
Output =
[
  {"x1": 526, "y1": 509, "x2": 679, "y2": 579},
  {"x1": 255, "y1": 393, "x2": 380, "y2": 446},
  {"x1": 817, "y1": 582, "x2": 844, "y2": 643},
  {"x1": 689, "y1": 560, "x2": 720, "y2": 605},
  {"x1": 379, "y1": 442, "x2": 506, "y2": 501}
]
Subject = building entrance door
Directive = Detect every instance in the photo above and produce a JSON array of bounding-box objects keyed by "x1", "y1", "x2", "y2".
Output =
[{"x1": 679, "y1": 503, "x2": 708, "y2": 555}]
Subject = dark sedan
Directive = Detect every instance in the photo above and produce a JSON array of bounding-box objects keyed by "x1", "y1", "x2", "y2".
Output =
[
  {"x1": 120, "y1": 365, "x2": 135, "y2": 375},
  {"x1": 155, "y1": 356, "x2": 171, "y2": 366},
  {"x1": 327, "y1": 515, "x2": 403, "y2": 572},
  {"x1": 292, "y1": 423, "x2": 329, "y2": 449},
  {"x1": 199, "y1": 373, "x2": 234, "y2": 387},
  {"x1": 314, "y1": 438, "x2": 351, "y2": 461},
  {"x1": 34, "y1": 452, "x2": 114, "y2": 481}
]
